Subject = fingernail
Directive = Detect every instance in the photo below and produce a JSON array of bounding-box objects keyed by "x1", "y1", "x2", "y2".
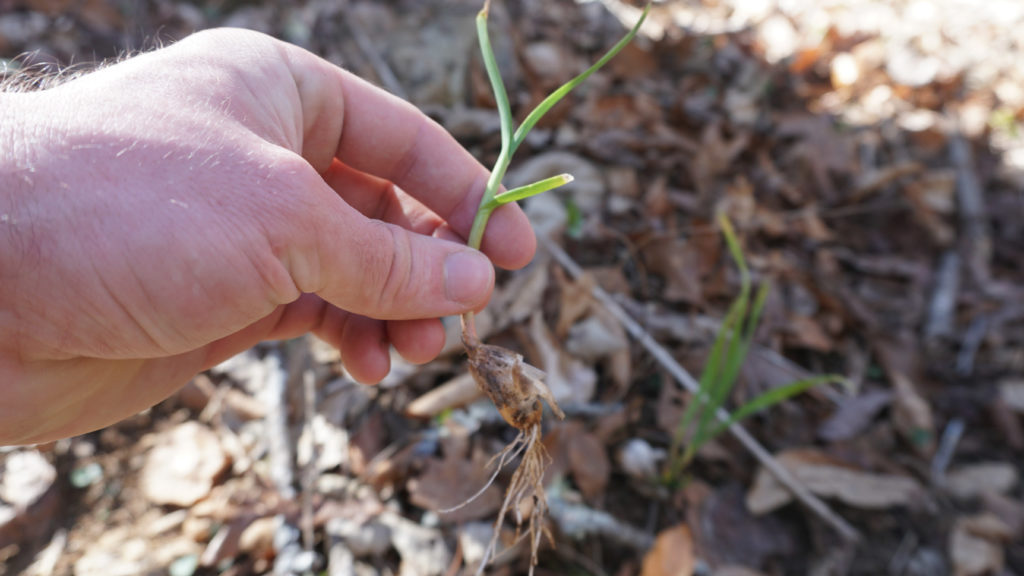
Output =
[{"x1": 444, "y1": 250, "x2": 493, "y2": 305}]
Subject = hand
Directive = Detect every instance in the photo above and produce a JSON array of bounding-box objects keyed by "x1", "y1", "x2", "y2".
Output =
[{"x1": 0, "y1": 28, "x2": 536, "y2": 445}]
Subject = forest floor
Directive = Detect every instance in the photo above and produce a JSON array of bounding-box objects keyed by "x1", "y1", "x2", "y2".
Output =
[{"x1": 1, "y1": 0, "x2": 1023, "y2": 575}]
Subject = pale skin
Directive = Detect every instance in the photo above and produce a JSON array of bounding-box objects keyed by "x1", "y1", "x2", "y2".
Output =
[{"x1": 0, "y1": 28, "x2": 536, "y2": 446}]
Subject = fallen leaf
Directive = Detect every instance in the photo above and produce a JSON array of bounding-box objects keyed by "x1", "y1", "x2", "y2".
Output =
[
  {"x1": 554, "y1": 266, "x2": 595, "y2": 338},
  {"x1": 528, "y1": 310, "x2": 597, "y2": 406},
  {"x1": 325, "y1": 517, "x2": 392, "y2": 558},
  {"x1": 944, "y1": 462, "x2": 1019, "y2": 500},
  {"x1": 890, "y1": 372, "x2": 936, "y2": 457},
  {"x1": 640, "y1": 524, "x2": 695, "y2": 576},
  {"x1": 691, "y1": 123, "x2": 749, "y2": 198},
  {"x1": 506, "y1": 151, "x2": 606, "y2": 216},
  {"x1": 495, "y1": 260, "x2": 549, "y2": 327},
  {"x1": 981, "y1": 492, "x2": 1024, "y2": 540},
  {"x1": 408, "y1": 430, "x2": 502, "y2": 524},
  {"x1": 961, "y1": 513, "x2": 1015, "y2": 541},
  {"x1": 237, "y1": 516, "x2": 276, "y2": 561},
  {"x1": 643, "y1": 236, "x2": 703, "y2": 304},
  {"x1": 568, "y1": 430, "x2": 611, "y2": 502},
  {"x1": 566, "y1": 314, "x2": 629, "y2": 360},
  {"x1": 378, "y1": 511, "x2": 450, "y2": 576},
  {"x1": 999, "y1": 379, "x2": 1024, "y2": 413},
  {"x1": 746, "y1": 448, "x2": 921, "y2": 514},
  {"x1": 783, "y1": 313, "x2": 834, "y2": 352},
  {"x1": 950, "y1": 515, "x2": 1004, "y2": 576},
  {"x1": 0, "y1": 449, "x2": 59, "y2": 549},
  {"x1": 691, "y1": 483, "x2": 797, "y2": 567},
  {"x1": 140, "y1": 422, "x2": 230, "y2": 508},
  {"x1": 818, "y1": 390, "x2": 893, "y2": 442}
]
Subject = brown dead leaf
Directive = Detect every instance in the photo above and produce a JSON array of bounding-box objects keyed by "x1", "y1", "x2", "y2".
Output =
[
  {"x1": 783, "y1": 313, "x2": 834, "y2": 352},
  {"x1": 981, "y1": 492, "x2": 1024, "y2": 540},
  {"x1": 999, "y1": 379, "x2": 1024, "y2": 413},
  {"x1": 640, "y1": 524, "x2": 695, "y2": 576},
  {"x1": 746, "y1": 448, "x2": 921, "y2": 514},
  {"x1": 714, "y1": 176, "x2": 757, "y2": 232},
  {"x1": 945, "y1": 462, "x2": 1019, "y2": 500},
  {"x1": 526, "y1": 310, "x2": 597, "y2": 406},
  {"x1": 689, "y1": 483, "x2": 796, "y2": 567},
  {"x1": 408, "y1": 431, "x2": 502, "y2": 524},
  {"x1": 566, "y1": 315, "x2": 629, "y2": 361},
  {"x1": 238, "y1": 516, "x2": 276, "y2": 561},
  {"x1": 495, "y1": 259, "x2": 549, "y2": 327},
  {"x1": 643, "y1": 236, "x2": 703, "y2": 304},
  {"x1": 349, "y1": 410, "x2": 386, "y2": 478},
  {"x1": 961, "y1": 513, "x2": 1015, "y2": 541},
  {"x1": 990, "y1": 396, "x2": 1024, "y2": 451},
  {"x1": 850, "y1": 161, "x2": 923, "y2": 202},
  {"x1": 818, "y1": 390, "x2": 893, "y2": 442},
  {"x1": 140, "y1": 422, "x2": 229, "y2": 508},
  {"x1": 554, "y1": 266, "x2": 595, "y2": 337},
  {"x1": 890, "y1": 372, "x2": 936, "y2": 457},
  {"x1": 567, "y1": 430, "x2": 611, "y2": 502},
  {"x1": 904, "y1": 171, "x2": 956, "y2": 245},
  {"x1": 642, "y1": 174, "x2": 671, "y2": 219},
  {"x1": 950, "y1": 515, "x2": 1005, "y2": 576},
  {"x1": 692, "y1": 123, "x2": 750, "y2": 198},
  {"x1": 0, "y1": 449, "x2": 59, "y2": 550},
  {"x1": 656, "y1": 373, "x2": 688, "y2": 437}
]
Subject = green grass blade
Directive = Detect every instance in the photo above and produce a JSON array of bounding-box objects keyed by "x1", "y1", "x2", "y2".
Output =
[
  {"x1": 718, "y1": 213, "x2": 749, "y2": 285},
  {"x1": 708, "y1": 374, "x2": 842, "y2": 439},
  {"x1": 691, "y1": 215, "x2": 760, "y2": 454},
  {"x1": 707, "y1": 215, "x2": 756, "y2": 413},
  {"x1": 689, "y1": 301, "x2": 746, "y2": 453},
  {"x1": 477, "y1": 1, "x2": 513, "y2": 152},
  {"x1": 674, "y1": 294, "x2": 742, "y2": 470},
  {"x1": 510, "y1": 3, "x2": 650, "y2": 153},
  {"x1": 492, "y1": 173, "x2": 574, "y2": 206}
]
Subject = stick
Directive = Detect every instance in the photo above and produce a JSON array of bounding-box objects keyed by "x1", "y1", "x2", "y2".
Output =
[
  {"x1": 300, "y1": 367, "x2": 317, "y2": 553},
  {"x1": 950, "y1": 131, "x2": 993, "y2": 292},
  {"x1": 263, "y1": 349, "x2": 295, "y2": 500},
  {"x1": 540, "y1": 236, "x2": 862, "y2": 543}
]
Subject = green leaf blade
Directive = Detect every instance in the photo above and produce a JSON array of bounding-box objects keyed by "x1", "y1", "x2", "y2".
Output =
[
  {"x1": 511, "y1": 3, "x2": 651, "y2": 152},
  {"x1": 709, "y1": 375, "x2": 842, "y2": 438},
  {"x1": 476, "y1": 5, "x2": 513, "y2": 153},
  {"x1": 492, "y1": 173, "x2": 575, "y2": 206}
]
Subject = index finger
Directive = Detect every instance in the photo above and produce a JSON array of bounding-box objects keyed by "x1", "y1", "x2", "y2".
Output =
[{"x1": 283, "y1": 42, "x2": 536, "y2": 270}]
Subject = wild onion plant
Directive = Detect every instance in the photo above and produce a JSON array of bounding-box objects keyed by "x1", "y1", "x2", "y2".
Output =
[
  {"x1": 450, "y1": 1, "x2": 650, "y2": 574},
  {"x1": 662, "y1": 215, "x2": 840, "y2": 486}
]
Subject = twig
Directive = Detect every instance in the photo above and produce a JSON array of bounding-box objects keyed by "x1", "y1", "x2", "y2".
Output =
[
  {"x1": 263, "y1": 349, "x2": 295, "y2": 500},
  {"x1": 300, "y1": 367, "x2": 317, "y2": 553},
  {"x1": 541, "y1": 236, "x2": 862, "y2": 543},
  {"x1": 930, "y1": 417, "x2": 965, "y2": 485},
  {"x1": 924, "y1": 250, "x2": 960, "y2": 344},
  {"x1": 949, "y1": 131, "x2": 994, "y2": 292},
  {"x1": 956, "y1": 314, "x2": 989, "y2": 376},
  {"x1": 547, "y1": 494, "x2": 654, "y2": 551}
]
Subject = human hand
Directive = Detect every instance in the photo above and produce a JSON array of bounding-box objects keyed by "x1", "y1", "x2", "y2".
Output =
[{"x1": 0, "y1": 28, "x2": 535, "y2": 445}]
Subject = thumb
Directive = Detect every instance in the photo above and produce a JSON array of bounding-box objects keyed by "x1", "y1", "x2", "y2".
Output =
[{"x1": 307, "y1": 200, "x2": 495, "y2": 320}]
